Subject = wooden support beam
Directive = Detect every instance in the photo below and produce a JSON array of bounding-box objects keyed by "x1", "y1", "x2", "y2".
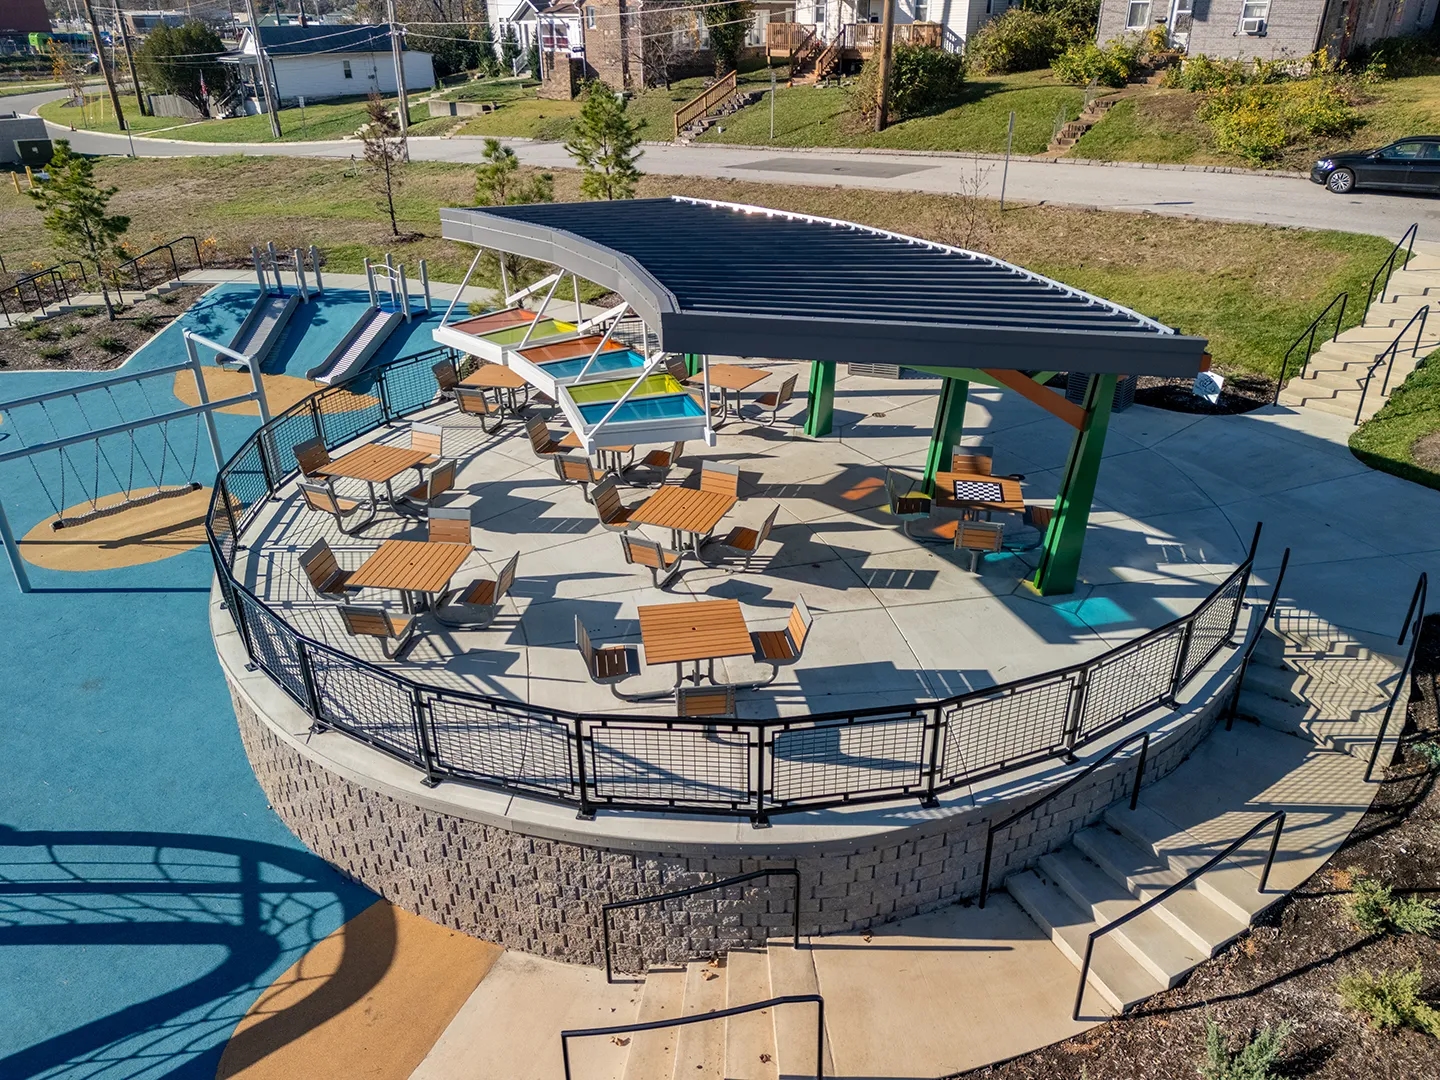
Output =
[{"x1": 982, "y1": 369, "x2": 1086, "y2": 429}]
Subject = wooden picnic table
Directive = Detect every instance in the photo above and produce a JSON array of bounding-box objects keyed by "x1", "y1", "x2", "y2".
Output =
[
  {"x1": 933, "y1": 470, "x2": 1025, "y2": 515},
  {"x1": 638, "y1": 598, "x2": 753, "y2": 685},
  {"x1": 315, "y1": 444, "x2": 432, "y2": 505},
  {"x1": 348, "y1": 539, "x2": 473, "y2": 612},
  {"x1": 689, "y1": 362, "x2": 772, "y2": 420},
  {"x1": 630, "y1": 485, "x2": 736, "y2": 554},
  {"x1": 558, "y1": 431, "x2": 635, "y2": 473},
  {"x1": 461, "y1": 363, "x2": 531, "y2": 415}
]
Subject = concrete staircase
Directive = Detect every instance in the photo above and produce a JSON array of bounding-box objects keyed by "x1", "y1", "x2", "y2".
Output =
[
  {"x1": 1278, "y1": 242, "x2": 1440, "y2": 423},
  {"x1": 1047, "y1": 95, "x2": 1121, "y2": 155},
  {"x1": 677, "y1": 91, "x2": 760, "y2": 141},
  {"x1": 1, "y1": 278, "x2": 190, "y2": 328}
]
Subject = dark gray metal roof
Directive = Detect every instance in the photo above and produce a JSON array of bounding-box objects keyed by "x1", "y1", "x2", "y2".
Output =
[{"x1": 440, "y1": 197, "x2": 1208, "y2": 376}]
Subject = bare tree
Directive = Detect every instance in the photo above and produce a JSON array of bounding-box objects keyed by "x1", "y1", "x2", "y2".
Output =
[
  {"x1": 932, "y1": 160, "x2": 999, "y2": 252},
  {"x1": 360, "y1": 93, "x2": 406, "y2": 236},
  {"x1": 636, "y1": 1, "x2": 700, "y2": 89}
]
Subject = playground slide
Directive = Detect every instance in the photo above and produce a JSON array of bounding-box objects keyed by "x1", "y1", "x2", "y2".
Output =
[
  {"x1": 227, "y1": 292, "x2": 300, "y2": 371},
  {"x1": 308, "y1": 306, "x2": 404, "y2": 385}
]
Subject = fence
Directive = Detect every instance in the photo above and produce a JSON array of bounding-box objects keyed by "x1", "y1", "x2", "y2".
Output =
[{"x1": 207, "y1": 348, "x2": 1258, "y2": 824}]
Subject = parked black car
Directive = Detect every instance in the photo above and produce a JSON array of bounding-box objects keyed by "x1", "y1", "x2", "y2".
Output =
[{"x1": 1311, "y1": 137, "x2": 1440, "y2": 194}]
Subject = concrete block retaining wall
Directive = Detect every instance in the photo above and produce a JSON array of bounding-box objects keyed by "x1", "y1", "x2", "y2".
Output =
[{"x1": 231, "y1": 670, "x2": 1231, "y2": 969}]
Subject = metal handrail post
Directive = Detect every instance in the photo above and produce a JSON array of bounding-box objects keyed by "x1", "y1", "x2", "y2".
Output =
[
  {"x1": 1228, "y1": 547, "x2": 1289, "y2": 730},
  {"x1": 574, "y1": 716, "x2": 594, "y2": 819},
  {"x1": 398, "y1": 264, "x2": 411, "y2": 321},
  {"x1": 420, "y1": 259, "x2": 431, "y2": 313},
  {"x1": 1365, "y1": 572, "x2": 1427, "y2": 781},
  {"x1": 309, "y1": 245, "x2": 323, "y2": 292},
  {"x1": 921, "y1": 703, "x2": 944, "y2": 807}
]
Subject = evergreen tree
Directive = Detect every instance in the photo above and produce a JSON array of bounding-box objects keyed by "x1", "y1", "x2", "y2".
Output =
[
  {"x1": 28, "y1": 140, "x2": 130, "y2": 319},
  {"x1": 136, "y1": 21, "x2": 233, "y2": 116},
  {"x1": 500, "y1": 25, "x2": 522, "y2": 75},
  {"x1": 476, "y1": 23, "x2": 500, "y2": 76},
  {"x1": 360, "y1": 94, "x2": 406, "y2": 236},
  {"x1": 474, "y1": 138, "x2": 554, "y2": 288},
  {"x1": 704, "y1": 2, "x2": 753, "y2": 77},
  {"x1": 564, "y1": 82, "x2": 644, "y2": 201}
]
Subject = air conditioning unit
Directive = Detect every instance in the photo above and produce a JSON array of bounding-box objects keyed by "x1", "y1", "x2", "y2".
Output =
[{"x1": 1240, "y1": 16, "x2": 1265, "y2": 33}]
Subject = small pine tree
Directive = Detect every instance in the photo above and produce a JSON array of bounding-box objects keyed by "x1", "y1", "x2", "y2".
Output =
[
  {"x1": 564, "y1": 81, "x2": 644, "y2": 201},
  {"x1": 500, "y1": 25, "x2": 522, "y2": 75},
  {"x1": 527, "y1": 38, "x2": 542, "y2": 79},
  {"x1": 1198, "y1": 1017, "x2": 1292, "y2": 1080},
  {"x1": 360, "y1": 93, "x2": 406, "y2": 237},
  {"x1": 476, "y1": 23, "x2": 500, "y2": 76},
  {"x1": 474, "y1": 138, "x2": 553, "y2": 289},
  {"x1": 28, "y1": 140, "x2": 130, "y2": 319}
]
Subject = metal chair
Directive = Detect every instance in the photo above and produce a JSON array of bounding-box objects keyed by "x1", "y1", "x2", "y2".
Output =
[
  {"x1": 746, "y1": 372, "x2": 798, "y2": 426},
  {"x1": 677, "y1": 684, "x2": 737, "y2": 718},
  {"x1": 1005, "y1": 503, "x2": 1054, "y2": 552},
  {"x1": 574, "y1": 615, "x2": 652, "y2": 701},
  {"x1": 748, "y1": 596, "x2": 812, "y2": 688},
  {"x1": 955, "y1": 520, "x2": 1006, "y2": 573},
  {"x1": 527, "y1": 416, "x2": 568, "y2": 459},
  {"x1": 950, "y1": 444, "x2": 995, "y2": 475},
  {"x1": 299, "y1": 539, "x2": 359, "y2": 600},
  {"x1": 292, "y1": 437, "x2": 330, "y2": 478},
  {"x1": 553, "y1": 453, "x2": 607, "y2": 503},
  {"x1": 633, "y1": 441, "x2": 685, "y2": 487},
  {"x1": 456, "y1": 385, "x2": 503, "y2": 435},
  {"x1": 620, "y1": 532, "x2": 685, "y2": 589},
  {"x1": 699, "y1": 460, "x2": 740, "y2": 499},
  {"x1": 428, "y1": 503, "x2": 474, "y2": 546},
  {"x1": 592, "y1": 475, "x2": 640, "y2": 532},
  {"x1": 409, "y1": 422, "x2": 444, "y2": 465},
  {"x1": 665, "y1": 355, "x2": 693, "y2": 383},
  {"x1": 400, "y1": 459, "x2": 457, "y2": 512},
  {"x1": 298, "y1": 481, "x2": 375, "y2": 534},
  {"x1": 436, "y1": 551, "x2": 519, "y2": 627},
  {"x1": 885, "y1": 468, "x2": 932, "y2": 538},
  {"x1": 432, "y1": 358, "x2": 460, "y2": 401},
  {"x1": 339, "y1": 605, "x2": 418, "y2": 659},
  {"x1": 709, "y1": 504, "x2": 779, "y2": 572}
]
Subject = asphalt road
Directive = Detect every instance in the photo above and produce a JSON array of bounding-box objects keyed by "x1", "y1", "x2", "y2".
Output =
[{"x1": 10, "y1": 87, "x2": 1440, "y2": 239}]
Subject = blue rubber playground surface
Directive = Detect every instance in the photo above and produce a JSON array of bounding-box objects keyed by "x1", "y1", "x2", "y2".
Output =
[{"x1": 0, "y1": 283, "x2": 446, "y2": 1079}]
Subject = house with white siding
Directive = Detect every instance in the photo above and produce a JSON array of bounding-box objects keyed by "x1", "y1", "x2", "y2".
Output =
[{"x1": 226, "y1": 24, "x2": 435, "y2": 105}]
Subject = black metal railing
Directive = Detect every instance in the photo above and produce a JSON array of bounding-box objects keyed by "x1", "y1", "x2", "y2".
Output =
[
  {"x1": 977, "y1": 730, "x2": 1150, "y2": 909},
  {"x1": 602, "y1": 869, "x2": 802, "y2": 983},
  {"x1": 1073, "y1": 810, "x2": 1286, "y2": 1020},
  {"x1": 1274, "y1": 292, "x2": 1346, "y2": 404},
  {"x1": 0, "y1": 261, "x2": 90, "y2": 318},
  {"x1": 115, "y1": 236, "x2": 204, "y2": 299},
  {"x1": 205, "y1": 349, "x2": 1261, "y2": 824},
  {"x1": 1366, "y1": 571, "x2": 1428, "y2": 782},
  {"x1": 560, "y1": 994, "x2": 825, "y2": 1080},
  {"x1": 1363, "y1": 223, "x2": 1418, "y2": 324},
  {"x1": 1356, "y1": 303, "x2": 1428, "y2": 424},
  {"x1": 1227, "y1": 546, "x2": 1290, "y2": 730}
]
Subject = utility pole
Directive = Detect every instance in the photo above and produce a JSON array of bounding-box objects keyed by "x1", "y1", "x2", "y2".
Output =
[
  {"x1": 114, "y1": 1, "x2": 148, "y2": 117},
  {"x1": 874, "y1": 0, "x2": 895, "y2": 132},
  {"x1": 81, "y1": 0, "x2": 128, "y2": 132},
  {"x1": 386, "y1": 0, "x2": 411, "y2": 160},
  {"x1": 244, "y1": 0, "x2": 283, "y2": 138}
]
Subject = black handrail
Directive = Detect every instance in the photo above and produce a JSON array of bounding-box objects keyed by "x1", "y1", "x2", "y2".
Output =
[
  {"x1": 1365, "y1": 571, "x2": 1427, "y2": 781},
  {"x1": 1227, "y1": 546, "x2": 1290, "y2": 730},
  {"x1": 603, "y1": 869, "x2": 801, "y2": 982},
  {"x1": 1072, "y1": 810, "x2": 1286, "y2": 1020},
  {"x1": 560, "y1": 994, "x2": 824, "y2": 1080},
  {"x1": 115, "y1": 236, "x2": 204, "y2": 296},
  {"x1": 1363, "y1": 222, "x2": 1418, "y2": 325},
  {"x1": 1355, "y1": 304, "x2": 1428, "y2": 424},
  {"x1": 977, "y1": 731, "x2": 1150, "y2": 909},
  {"x1": 1274, "y1": 292, "x2": 1346, "y2": 404},
  {"x1": 4, "y1": 266, "x2": 69, "y2": 315}
]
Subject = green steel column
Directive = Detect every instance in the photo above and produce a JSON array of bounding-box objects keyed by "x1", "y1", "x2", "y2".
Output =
[
  {"x1": 684, "y1": 353, "x2": 702, "y2": 377},
  {"x1": 804, "y1": 360, "x2": 836, "y2": 438},
  {"x1": 1032, "y1": 373, "x2": 1117, "y2": 596},
  {"x1": 922, "y1": 376, "x2": 969, "y2": 492}
]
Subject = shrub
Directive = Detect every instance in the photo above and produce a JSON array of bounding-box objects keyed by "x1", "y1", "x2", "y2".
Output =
[
  {"x1": 1198, "y1": 78, "x2": 1358, "y2": 165},
  {"x1": 133, "y1": 313, "x2": 161, "y2": 332},
  {"x1": 1167, "y1": 53, "x2": 1250, "y2": 91},
  {"x1": 966, "y1": 9, "x2": 1070, "y2": 75},
  {"x1": 1338, "y1": 966, "x2": 1440, "y2": 1037},
  {"x1": 95, "y1": 333, "x2": 127, "y2": 353},
  {"x1": 1350, "y1": 32, "x2": 1440, "y2": 79},
  {"x1": 76, "y1": 305, "x2": 102, "y2": 318},
  {"x1": 1198, "y1": 1017, "x2": 1292, "y2": 1080},
  {"x1": 1051, "y1": 38, "x2": 1141, "y2": 88},
  {"x1": 1346, "y1": 873, "x2": 1440, "y2": 936},
  {"x1": 1414, "y1": 740, "x2": 1440, "y2": 768},
  {"x1": 23, "y1": 324, "x2": 57, "y2": 342},
  {"x1": 158, "y1": 292, "x2": 177, "y2": 305},
  {"x1": 61, "y1": 321, "x2": 84, "y2": 338},
  {"x1": 37, "y1": 344, "x2": 67, "y2": 360},
  {"x1": 852, "y1": 45, "x2": 966, "y2": 124}
]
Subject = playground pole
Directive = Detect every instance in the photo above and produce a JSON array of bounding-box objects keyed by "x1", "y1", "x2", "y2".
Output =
[
  {"x1": 184, "y1": 332, "x2": 228, "y2": 472},
  {"x1": 384, "y1": 253, "x2": 397, "y2": 306},
  {"x1": 293, "y1": 248, "x2": 308, "y2": 302},
  {"x1": 310, "y1": 245, "x2": 323, "y2": 293},
  {"x1": 252, "y1": 247, "x2": 268, "y2": 294},
  {"x1": 0, "y1": 499, "x2": 32, "y2": 594},
  {"x1": 364, "y1": 257, "x2": 377, "y2": 307},
  {"x1": 398, "y1": 265, "x2": 411, "y2": 321},
  {"x1": 419, "y1": 259, "x2": 431, "y2": 313}
]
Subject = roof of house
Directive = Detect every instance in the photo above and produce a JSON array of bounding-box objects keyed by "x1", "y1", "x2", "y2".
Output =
[
  {"x1": 246, "y1": 24, "x2": 408, "y2": 56},
  {"x1": 439, "y1": 197, "x2": 1209, "y2": 376}
]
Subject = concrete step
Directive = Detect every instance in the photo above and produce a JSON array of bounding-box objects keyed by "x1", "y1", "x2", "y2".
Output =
[
  {"x1": 1253, "y1": 627, "x2": 1401, "y2": 680},
  {"x1": 1235, "y1": 689, "x2": 1388, "y2": 758},
  {"x1": 622, "y1": 967, "x2": 686, "y2": 1080},
  {"x1": 1072, "y1": 824, "x2": 1249, "y2": 955},
  {"x1": 1037, "y1": 848, "x2": 1209, "y2": 987},
  {"x1": 1268, "y1": 618, "x2": 1400, "y2": 661},
  {"x1": 724, "y1": 950, "x2": 779, "y2": 1080},
  {"x1": 1006, "y1": 868, "x2": 1163, "y2": 1013},
  {"x1": 675, "y1": 958, "x2": 728, "y2": 1079},
  {"x1": 766, "y1": 941, "x2": 832, "y2": 1080},
  {"x1": 1241, "y1": 659, "x2": 1392, "y2": 712}
]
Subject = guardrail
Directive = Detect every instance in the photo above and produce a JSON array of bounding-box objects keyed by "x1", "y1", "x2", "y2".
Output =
[
  {"x1": 1355, "y1": 303, "x2": 1427, "y2": 424},
  {"x1": 1366, "y1": 571, "x2": 1428, "y2": 782},
  {"x1": 206, "y1": 349, "x2": 1260, "y2": 824},
  {"x1": 0, "y1": 260, "x2": 90, "y2": 319},
  {"x1": 114, "y1": 235, "x2": 204, "y2": 299},
  {"x1": 674, "y1": 70, "x2": 737, "y2": 139},
  {"x1": 1363, "y1": 222, "x2": 1417, "y2": 323},
  {"x1": 1274, "y1": 293, "x2": 1346, "y2": 405}
]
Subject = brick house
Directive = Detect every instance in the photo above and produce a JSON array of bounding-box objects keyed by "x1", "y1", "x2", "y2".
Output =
[{"x1": 1097, "y1": 0, "x2": 1439, "y2": 61}]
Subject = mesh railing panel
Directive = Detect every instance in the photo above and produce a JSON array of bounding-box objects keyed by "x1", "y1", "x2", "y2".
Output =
[
  {"x1": 318, "y1": 386, "x2": 387, "y2": 449},
  {"x1": 769, "y1": 712, "x2": 928, "y2": 806},
  {"x1": 221, "y1": 438, "x2": 272, "y2": 538},
  {"x1": 940, "y1": 673, "x2": 1077, "y2": 783},
  {"x1": 588, "y1": 722, "x2": 753, "y2": 809},
  {"x1": 263, "y1": 407, "x2": 323, "y2": 485},
  {"x1": 1078, "y1": 627, "x2": 1184, "y2": 740},
  {"x1": 1182, "y1": 568, "x2": 1246, "y2": 683},
  {"x1": 426, "y1": 695, "x2": 577, "y2": 800},
  {"x1": 208, "y1": 480, "x2": 239, "y2": 568},
  {"x1": 308, "y1": 644, "x2": 424, "y2": 764},
  {"x1": 235, "y1": 590, "x2": 308, "y2": 706},
  {"x1": 380, "y1": 351, "x2": 447, "y2": 418}
]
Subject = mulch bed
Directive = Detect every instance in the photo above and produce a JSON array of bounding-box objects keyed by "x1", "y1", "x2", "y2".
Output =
[
  {"x1": 0, "y1": 285, "x2": 209, "y2": 371},
  {"x1": 1133, "y1": 370, "x2": 1275, "y2": 415},
  {"x1": 957, "y1": 615, "x2": 1440, "y2": 1080}
]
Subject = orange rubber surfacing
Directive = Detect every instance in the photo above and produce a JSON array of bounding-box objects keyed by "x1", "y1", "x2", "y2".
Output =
[
  {"x1": 19, "y1": 486, "x2": 212, "y2": 571},
  {"x1": 216, "y1": 900, "x2": 502, "y2": 1080},
  {"x1": 172, "y1": 369, "x2": 379, "y2": 417}
]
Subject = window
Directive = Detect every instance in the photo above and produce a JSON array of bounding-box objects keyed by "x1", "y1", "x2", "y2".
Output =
[
  {"x1": 1382, "y1": 140, "x2": 1426, "y2": 159},
  {"x1": 1240, "y1": 0, "x2": 1269, "y2": 24},
  {"x1": 914, "y1": 0, "x2": 929, "y2": 20},
  {"x1": 586, "y1": 5, "x2": 596, "y2": 29},
  {"x1": 814, "y1": 1, "x2": 826, "y2": 25},
  {"x1": 343, "y1": 59, "x2": 353, "y2": 79},
  {"x1": 1125, "y1": 0, "x2": 1151, "y2": 27}
]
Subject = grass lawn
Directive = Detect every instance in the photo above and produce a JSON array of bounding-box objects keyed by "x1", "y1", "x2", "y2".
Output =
[
  {"x1": 38, "y1": 95, "x2": 453, "y2": 144},
  {"x1": 0, "y1": 155, "x2": 1392, "y2": 382},
  {"x1": 1072, "y1": 73, "x2": 1440, "y2": 169},
  {"x1": 1350, "y1": 350, "x2": 1440, "y2": 490}
]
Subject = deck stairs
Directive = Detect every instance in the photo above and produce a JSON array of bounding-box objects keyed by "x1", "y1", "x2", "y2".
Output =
[
  {"x1": 1278, "y1": 241, "x2": 1440, "y2": 423},
  {"x1": 792, "y1": 38, "x2": 843, "y2": 85},
  {"x1": 308, "y1": 306, "x2": 402, "y2": 385}
]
